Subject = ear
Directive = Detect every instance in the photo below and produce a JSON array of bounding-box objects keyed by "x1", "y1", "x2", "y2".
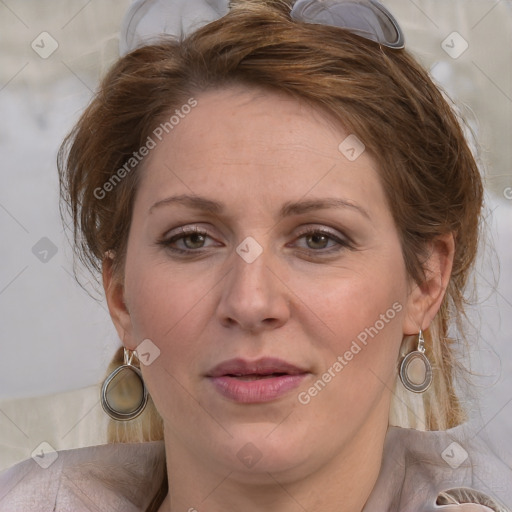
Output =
[
  {"x1": 403, "y1": 232, "x2": 455, "y2": 335},
  {"x1": 102, "y1": 253, "x2": 136, "y2": 349}
]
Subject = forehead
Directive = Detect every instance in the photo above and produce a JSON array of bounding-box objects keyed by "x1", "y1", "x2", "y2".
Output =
[
  {"x1": 135, "y1": 84, "x2": 386, "y2": 215},
  {"x1": 177, "y1": 86, "x2": 350, "y2": 157}
]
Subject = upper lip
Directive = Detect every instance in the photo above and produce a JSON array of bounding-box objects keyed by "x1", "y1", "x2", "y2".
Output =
[{"x1": 207, "y1": 358, "x2": 309, "y2": 378}]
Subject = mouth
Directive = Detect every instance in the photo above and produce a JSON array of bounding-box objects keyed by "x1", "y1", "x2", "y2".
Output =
[
  {"x1": 226, "y1": 372, "x2": 291, "y2": 381},
  {"x1": 207, "y1": 358, "x2": 310, "y2": 403}
]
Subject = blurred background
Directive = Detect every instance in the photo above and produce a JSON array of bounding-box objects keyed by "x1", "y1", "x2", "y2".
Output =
[{"x1": 0, "y1": 0, "x2": 511, "y2": 479}]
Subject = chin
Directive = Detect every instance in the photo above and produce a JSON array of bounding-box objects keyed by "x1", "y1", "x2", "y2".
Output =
[{"x1": 211, "y1": 424, "x2": 324, "y2": 482}]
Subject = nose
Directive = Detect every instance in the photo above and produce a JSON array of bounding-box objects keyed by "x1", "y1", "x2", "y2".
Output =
[{"x1": 216, "y1": 245, "x2": 291, "y2": 333}]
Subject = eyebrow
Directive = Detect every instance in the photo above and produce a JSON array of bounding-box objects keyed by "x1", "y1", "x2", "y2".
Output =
[{"x1": 149, "y1": 194, "x2": 370, "y2": 219}]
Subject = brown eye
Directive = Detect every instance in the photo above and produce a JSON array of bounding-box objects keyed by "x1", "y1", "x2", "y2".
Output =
[
  {"x1": 159, "y1": 227, "x2": 220, "y2": 254},
  {"x1": 305, "y1": 233, "x2": 330, "y2": 250},
  {"x1": 293, "y1": 229, "x2": 348, "y2": 252},
  {"x1": 182, "y1": 233, "x2": 207, "y2": 249}
]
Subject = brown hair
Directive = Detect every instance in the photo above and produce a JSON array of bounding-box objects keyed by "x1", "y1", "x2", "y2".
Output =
[{"x1": 59, "y1": 0, "x2": 483, "y2": 434}]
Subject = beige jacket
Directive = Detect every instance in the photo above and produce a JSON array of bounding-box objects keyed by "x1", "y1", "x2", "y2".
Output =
[{"x1": 0, "y1": 425, "x2": 510, "y2": 511}]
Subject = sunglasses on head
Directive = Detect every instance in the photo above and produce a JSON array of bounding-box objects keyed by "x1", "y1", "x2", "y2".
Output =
[
  {"x1": 120, "y1": 0, "x2": 405, "y2": 55},
  {"x1": 290, "y1": 0, "x2": 405, "y2": 49}
]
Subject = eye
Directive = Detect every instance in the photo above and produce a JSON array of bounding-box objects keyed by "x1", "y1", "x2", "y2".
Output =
[
  {"x1": 302, "y1": 232, "x2": 335, "y2": 250},
  {"x1": 158, "y1": 226, "x2": 220, "y2": 254},
  {"x1": 179, "y1": 232, "x2": 209, "y2": 249},
  {"x1": 292, "y1": 227, "x2": 351, "y2": 253},
  {"x1": 158, "y1": 225, "x2": 352, "y2": 257}
]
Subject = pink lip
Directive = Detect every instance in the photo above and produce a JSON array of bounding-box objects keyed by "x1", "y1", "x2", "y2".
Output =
[{"x1": 207, "y1": 358, "x2": 309, "y2": 403}]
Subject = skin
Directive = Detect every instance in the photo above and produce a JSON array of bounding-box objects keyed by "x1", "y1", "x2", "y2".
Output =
[{"x1": 104, "y1": 85, "x2": 454, "y2": 512}]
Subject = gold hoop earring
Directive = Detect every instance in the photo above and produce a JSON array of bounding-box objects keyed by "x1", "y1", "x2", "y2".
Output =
[
  {"x1": 101, "y1": 347, "x2": 148, "y2": 420},
  {"x1": 399, "y1": 330, "x2": 433, "y2": 393}
]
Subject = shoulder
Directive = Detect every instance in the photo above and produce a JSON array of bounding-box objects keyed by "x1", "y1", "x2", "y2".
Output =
[
  {"x1": 363, "y1": 424, "x2": 511, "y2": 512},
  {"x1": 0, "y1": 441, "x2": 165, "y2": 512}
]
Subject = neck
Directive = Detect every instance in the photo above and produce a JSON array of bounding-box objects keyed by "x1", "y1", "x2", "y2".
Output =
[{"x1": 159, "y1": 415, "x2": 388, "y2": 512}]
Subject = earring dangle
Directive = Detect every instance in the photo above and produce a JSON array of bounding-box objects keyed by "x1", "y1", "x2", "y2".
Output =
[
  {"x1": 399, "y1": 330, "x2": 433, "y2": 393},
  {"x1": 101, "y1": 347, "x2": 148, "y2": 420}
]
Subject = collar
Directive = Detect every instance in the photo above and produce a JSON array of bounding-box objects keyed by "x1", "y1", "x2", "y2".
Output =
[
  {"x1": 364, "y1": 424, "x2": 510, "y2": 511},
  {"x1": 1, "y1": 424, "x2": 509, "y2": 511}
]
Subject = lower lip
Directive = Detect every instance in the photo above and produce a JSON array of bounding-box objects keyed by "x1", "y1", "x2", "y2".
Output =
[{"x1": 209, "y1": 374, "x2": 308, "y2": 403}]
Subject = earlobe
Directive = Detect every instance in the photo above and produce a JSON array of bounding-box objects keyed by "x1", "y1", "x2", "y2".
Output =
[
  {"x1": 102, "y1": 254, "x2": 134, "y2": 348},
  {"x1": 403, "y1": 232, "x2": 455, "y2": 335}
]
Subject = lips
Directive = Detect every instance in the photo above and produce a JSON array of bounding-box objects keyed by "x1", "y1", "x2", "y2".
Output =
[
  {"x1": 207, "y1": 358, "x2": 309, "y2": 403},
  {"x1": 208, "y1": 357, "x2": 307, "y2": 378}
]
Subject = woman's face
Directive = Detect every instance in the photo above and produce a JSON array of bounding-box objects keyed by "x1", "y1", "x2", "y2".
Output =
[{"x1": 107, "y1": 85, "x2": 428, "y2": 481}]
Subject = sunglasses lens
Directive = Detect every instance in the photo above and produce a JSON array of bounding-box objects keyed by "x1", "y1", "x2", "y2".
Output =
[{"x1": 291, "y1": 0, "x2": 403, "y2": 48}]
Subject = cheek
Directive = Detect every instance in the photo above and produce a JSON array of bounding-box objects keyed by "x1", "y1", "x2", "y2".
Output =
[
  {"x1": 122, "y1": 259, "x2": 218, "y2": 423},
  {"x1": 291, "y1": 255, "x2": 407, "y2": 348},
  {"x1": 123, "y1": 254, "x2": 222, "y2": 369},
  {"x1": 290, "y1": 257, "x2": 407, "y2": 409}
]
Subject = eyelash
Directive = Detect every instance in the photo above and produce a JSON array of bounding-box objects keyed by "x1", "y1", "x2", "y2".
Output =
[{"x1": 157, "y1": 226, "x2": 352, "y2": 257}]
